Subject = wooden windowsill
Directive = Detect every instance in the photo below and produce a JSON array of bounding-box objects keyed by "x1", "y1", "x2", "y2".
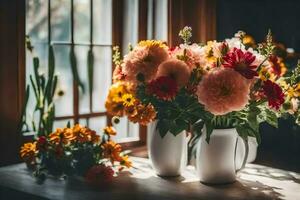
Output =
[{"x1": 0, "y1": 157, "x2": 300, "y2": 199}]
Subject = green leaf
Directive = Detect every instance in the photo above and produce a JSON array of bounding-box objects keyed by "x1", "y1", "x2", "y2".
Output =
[
  {"x1": 205, "y1": 121, "x2": 214, "y2": 143},
  {"x1": 45, "y1": 45, "x2": 55, "y2": 103},
  {"x1": 33, "y1": 57, "x2": 40, "y2": 93},
  {"x1": 29, "y1": 75, "x2": 38, "y2": 102},
  {"x1": 265, "y1": 109, "x2": 278, "y2": 128},
  {"x1": 51, "y1": 75, "x2": 58, "y2": 99},
  {"x1": 87, "y1": 48, "x2": 94, "y2": 106},
  {"x1": 66, "y1": 121, "x2": 71, "y2": 128},
  {"x1": 48, "y1": 45, "x2": 55, "y2": 79},
  {"x1": 70, "y1": 47, "x2": 85, "y2": 93},
  {"x1": 157, "y1": 120, "x2": 169, "y2": 138}
]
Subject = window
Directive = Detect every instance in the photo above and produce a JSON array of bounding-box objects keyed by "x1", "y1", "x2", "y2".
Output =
[{"x1": 25, "y1": 0, "x2": 167, "y2": 145}]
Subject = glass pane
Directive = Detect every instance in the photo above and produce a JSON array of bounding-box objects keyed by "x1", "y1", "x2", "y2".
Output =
[
  {"x1": 53, "y1": 119, "x2": 74, "y2": 130},
  {"x1": 74, "y1": 0, "x2": 90, "y2": 43},
  {"x1": 114, "y1": 117, "x2": 129, "y2": 140},
  {"x1": 76, "y1": 46, "x2": 90, "y2": 114},
  {"x1": 26, "y1": 0, "x2": 48, "y2": 42},
  {"x1": 147, "y1": 0, "x2": 154, "y2": 39},
  {"x1": 128, "y1": 122, "x2": 139, "y2": 138},
  {"x1": 53, "y1": 45, "x2": 73, "y2": 116},
  {"x1": 89, "y1": 116, "x2": 107, "y2": 133},
  {"x1": 79, "y1": 118, "x2": 88, "y2": 127},
  {"x1": 122, "y1": 0, "x2": 139, "y2": 54},
  {"x1": 93, "y1": 47, "x2": 112, "y2": 112},
  {"x1": 154, "y1": 0, "x2": 168, "y2": 41},
  {"x1": 51, "y1": 0, "x2": 71, "y2": 42},
  {"x1": 93, "y1": 0, "x2": 112, "y2": 44}
]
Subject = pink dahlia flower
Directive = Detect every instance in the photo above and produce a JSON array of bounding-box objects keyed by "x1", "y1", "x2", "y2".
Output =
[
  {"x1": 112, "y1": 65, "x2": 126, "y2": 83},
  {"x1": 156, "y1": 58, "x2": 191, "y2": 87},
  {"x1": 122, "y1": 45, "x2": 168, "y2": 85},
  {"x1": 171, "y1": 44, "x2": 202, "y2": 71},
  {"x1": 196, "y1": 68, "x2": 250, "y2": 115}
]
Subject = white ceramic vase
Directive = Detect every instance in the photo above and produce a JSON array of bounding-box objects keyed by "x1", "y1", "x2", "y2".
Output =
[
  {"x1": 196, "y1": 128, "x2": 248, "y2": 184},
  {"x1": 147, "y1": 121, "x2": 187, "y2": 177}
]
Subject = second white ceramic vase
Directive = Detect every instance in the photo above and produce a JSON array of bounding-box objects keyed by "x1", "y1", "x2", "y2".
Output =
[
  {"x1": 196, "y1": 128, "x2": 248, "y2": 184},
  {"x1": 147, "y1": 121, "x2": 187, "y2": 177}
]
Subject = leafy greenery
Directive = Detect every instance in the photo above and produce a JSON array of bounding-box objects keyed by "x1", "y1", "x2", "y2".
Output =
[{"x1": 20, "y1": 36, "x2": 58, "y2": 136}]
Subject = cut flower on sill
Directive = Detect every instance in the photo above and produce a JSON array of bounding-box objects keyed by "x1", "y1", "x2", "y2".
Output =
[{"x1": 20, "y1": 124, "x2": 132, "y2": 187}]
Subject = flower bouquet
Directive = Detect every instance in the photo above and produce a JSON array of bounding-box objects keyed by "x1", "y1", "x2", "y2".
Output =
[
  {"x1": 20, "y1": 124, "x2": 131, "y2": 186},
  {"x1": 106, "y1": 26, "x2": 299, "y2": 180}
]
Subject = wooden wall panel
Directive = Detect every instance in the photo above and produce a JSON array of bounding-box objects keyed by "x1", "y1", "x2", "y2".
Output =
[
  {"x1": 168, "y1": 0, "x2": 216, "y2": 46},
  {"x1": 0, "y1": 0, "x2": 25, "y2": 166}
]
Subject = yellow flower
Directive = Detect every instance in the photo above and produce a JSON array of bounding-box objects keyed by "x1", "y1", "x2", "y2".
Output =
[
  {"x1": 20, "y1": 142, "x2": 37, "y2": 164},
  {"x1": 103, "y1": 126, "x2": 117, "y2": 136},
  {"x1": 120, "y1": 155, "x2": 132, "y2": 168},
  {"x1": 287, "y1": 83, "x2": 300, "y2": 99},
  {"x1": 138, "y1": 40, "x2": 167, "y2": 49},
  {"x1": 258, "y1": 67, "x2": 275, "y2": 81},
  {"x1": 205, "y1": 41, "x2": 217, "y2": 63},
  {"x1": 122, "y1": 93, "x2": 136, "y2": 107},
  {"x1": 242, "y1": 35, "x2": 256, "y2": 48},
  {"x1": 105, "y1": 82, "x2": 134, "y2": 116}
]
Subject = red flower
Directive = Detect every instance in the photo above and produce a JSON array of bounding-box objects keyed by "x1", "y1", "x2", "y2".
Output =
[
  {"x1": 36, "y1": 136, "x2": 47, "y2": 151},
  {"x1": 262, "y1": 80, "x2": 284, "y2": 110},
  {"x1": 147, "y1": 76, "x2": 178, "y2": 101},
  {"x1": 223, "y1": 48, "x2": 258, "y2": 79},
  {"x1": 85, "y1": 165, "x2": 114, "y2": 187}
]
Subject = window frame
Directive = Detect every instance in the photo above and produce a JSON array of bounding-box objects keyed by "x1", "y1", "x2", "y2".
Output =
[{"x1": 22, "y1": 0, "x2": 152, "y2": 149}]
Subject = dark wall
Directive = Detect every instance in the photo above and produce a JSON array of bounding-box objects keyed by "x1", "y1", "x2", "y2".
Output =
[
  {"x1": 0, "y1": 0, "x2": 24, "y2": 166},
  {"x1": 217, "y1": 0, "x2": 300, "y2": 52}
]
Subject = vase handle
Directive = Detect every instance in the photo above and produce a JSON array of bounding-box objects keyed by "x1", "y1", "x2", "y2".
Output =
[{"x1": 236, "y1": 136, "x2": 249, "y2": 173}]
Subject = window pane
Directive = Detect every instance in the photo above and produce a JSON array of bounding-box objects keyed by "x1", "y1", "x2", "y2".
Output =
[
  {"x1": 114, "y1": 117, "x2": 129, "y2": 140},
  {"x1": 128, "y1": 122, "x2": 139, "y2": 138},
  {"x1": 154, "y1": 0, "x2": 168, "y2": 41},
  {"x1": 92, "y1": 47, "x2": 112, "y2": 112},
  {"x1": 122, "y1": 0, "x2": 139, "y2": 54},
  {"x1": 74, "y1": 0, "x2": 90, "y2": 43},
  {"x1": 89, "y1": 116, "x2": 107, "y2": 133},
  {"x1": 26, "y1": 0, "x2": 48, "y2": 42},
  {"x1": 76, "y1": 46, "x2": 90, "y2": 114},
  {"x1": 53, "y1": 119, "x2": 74, "y2": 129},
  {"x1": 79, "y1": 118, "x2": 88, "y2": 127},
  {"x1": 93, "y1": 0, "x2": 112, "y2": 44},
  {"x1": 51, "y1": 0, "x2": 71, "y2": 42},
  {"x1": 53, "y1": 45, "x2": 74, "y2": 116}
]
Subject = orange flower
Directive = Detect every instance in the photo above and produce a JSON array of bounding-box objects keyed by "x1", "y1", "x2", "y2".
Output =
[
  {"x1": 120, "y1": 155, "x2": 132, "y2": 168},
  {"x1": 128, "y1": 103, "x2": 156, "y2": 125},
  {"x1": 91, "y1": 131, "x2": 101, "y2": 144},
  {"x1": 62, "y1": 128, "x2": 76, "y2": 144},
  {"x1": 102, "y1": 141, "x2": 122, "y2": 163},
  {"x1": 20, "y1": 142, "x2": 37, "y2": 164},
  {"x1": 75, "y1": 130, "x2": 92, "y2": 143},
  {"x1": 103, "y1": 126, "x2": 117, "y2": 136},
  {"x1": 268, "y1": 55, "x2": 287, "y2": 77},
  {"x1": 49, "y1": 129, "x2": 62, "y2": 145}
]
